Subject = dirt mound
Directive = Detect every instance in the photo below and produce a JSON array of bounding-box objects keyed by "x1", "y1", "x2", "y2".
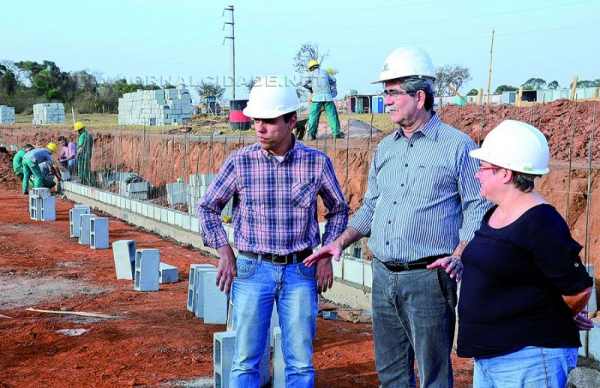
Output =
[
  {"x1": 439, "y1": 100, "x2": 600, "y2": 160},
  {"x1": 0, "y1": 148, "x2": 19, "y2": 191}
]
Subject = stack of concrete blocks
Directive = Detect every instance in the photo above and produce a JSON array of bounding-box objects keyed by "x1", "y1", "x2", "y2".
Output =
[
  {"x1": 78, "y1": 213, "x2": 96, "y2": 245},
  {"x1": 112, "y1": 240, "x2": 136, "y2": 280},
  {"x1": 29, "y1": 188, "x2": 56, "y2": 221},
  {"x1": 90, "y1": 217, "x2": 109, "y2": 249},
  {"x1": 117, "y1": 86, "x2": 193, "y2": 126},
  {"x1": 32, "y1": 103, "x2": 65, "y2": 124},
  {"x1": 166, "y1": 181, "x2": 187, "y2": 207},
  {"x1": 69, "y1": 204, "x2": 91, "y2": 237},
  {"x1": 119, "y1": 181, "x2": 149, "y2": 200},
  {"x1": 213, "y1": 331, "x2": 270, "y2": 388},
  {"x1": 134, "y1": 249, "x2": 160, "y2": 291},
  {"x1": 159, "y1": 263, "x2": 179, "y2": 284},
  {"x1": 187, "y1": 173, "x2": 232, "y2": 218},
  {"x1": 0, "y1": 105, "x2": 16, "y2": 124}
]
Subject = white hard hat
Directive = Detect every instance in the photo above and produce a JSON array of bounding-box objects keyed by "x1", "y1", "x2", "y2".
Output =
[
  {"x1": 373, "y1": 47, "x2": 435, "y2": 84},
  {"x1": 243, "y1": 75, "x2": 300, "y2": 119},
  {"x1": 469, "y1": 120, "x2": 550, "y2": 175}
]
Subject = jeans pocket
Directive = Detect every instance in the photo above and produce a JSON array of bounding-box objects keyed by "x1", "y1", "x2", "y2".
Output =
[
  {"x1": 436, "y1": 269, "x2": 458, "y2": 309},
  {"x1": 296, "y1": 262, "x2": 316, "y2": 280},
  {"x1": 236, "y1": 257, "x2": 258, "y2": 279}
]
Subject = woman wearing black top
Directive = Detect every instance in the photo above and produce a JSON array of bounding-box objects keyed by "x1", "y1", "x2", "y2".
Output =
[{"x1": 457, "y1": 120, "x2": 593, "y2": 387}]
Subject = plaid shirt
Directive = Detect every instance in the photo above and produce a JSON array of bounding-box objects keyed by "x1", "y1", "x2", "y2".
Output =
[{"x1": 197, "y1": 140, "x2": 349, "y2": 255}]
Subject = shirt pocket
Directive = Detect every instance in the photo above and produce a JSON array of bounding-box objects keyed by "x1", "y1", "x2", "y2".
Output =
[
  {"x1": 410, "y1": 165, "x2": 455, "y2": 200},
  {"x1": 291, "y1": 178, "x2": 318, "y2": 208}
]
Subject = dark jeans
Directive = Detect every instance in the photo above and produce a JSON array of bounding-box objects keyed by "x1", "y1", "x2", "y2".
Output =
[{"x1": 372, "y1": 258, "x2": 457, "y2": 388}]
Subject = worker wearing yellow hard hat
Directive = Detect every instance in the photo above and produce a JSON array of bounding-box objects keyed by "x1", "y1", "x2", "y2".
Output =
[
  {"x1": 21, "y1": 143, "x2": 59, "y2": 194},
  {"x1": 303, "y1": 58, "x2": 343, "y2": 140},
  {"x1": 73, "y1": 121, "x2": 94, "y2": 185}
]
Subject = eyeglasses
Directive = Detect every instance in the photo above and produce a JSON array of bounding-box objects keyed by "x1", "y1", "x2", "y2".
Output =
[
  {"x1": 478, "y1": 165, "x2": 499, "y2": 173},
  {"x1": 382, "y1": 89, "x2": 414, "y2": 98}
]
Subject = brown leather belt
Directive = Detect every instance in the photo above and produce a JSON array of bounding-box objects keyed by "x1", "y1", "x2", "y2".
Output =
[
  {"x1": 381, "y1": 254, "x2": 449, "y2": 272},
  {"x1": 240, "y1": 249, "x2": 313, "y2": 265}
]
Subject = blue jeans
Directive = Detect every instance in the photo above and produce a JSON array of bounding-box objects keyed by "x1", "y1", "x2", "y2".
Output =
[
  {"x1": 230, "y1": 253, "x2": 318, "y2": 388},
  {"x1": 371, "y1": 259, "x2": 457, "y2": 388},
  {"x1": 474, "y1": 346, "x2": 578, "y2": 388}
]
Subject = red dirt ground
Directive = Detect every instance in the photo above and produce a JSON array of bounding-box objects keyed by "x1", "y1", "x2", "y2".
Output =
[{"x1": 0, "y1": 188, "x2": 474, "y2": 387}]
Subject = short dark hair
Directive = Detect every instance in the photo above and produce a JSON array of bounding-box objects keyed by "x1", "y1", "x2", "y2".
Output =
[
  {"x1": 24, "y1": 143, "x2": 34, "y2": 149},
  {"x1": 510, "y1": 172, "x2": 538, "y2": 193},
  {"x1": 282, "y1": 111, "x2": 297, "y2": 123}
]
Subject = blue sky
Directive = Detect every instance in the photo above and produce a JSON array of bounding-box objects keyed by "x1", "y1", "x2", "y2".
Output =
[{"x1": 2, "y1": 0, "x2": 598, "y2": 99}]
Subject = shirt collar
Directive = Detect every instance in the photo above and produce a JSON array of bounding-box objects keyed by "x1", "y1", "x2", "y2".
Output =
[
  {"x1": 394, "y1": 112, "x2": 440, "y2": 141},
  {"x1": 259, "y1": 135, "x2": 300, "y2": 162}
]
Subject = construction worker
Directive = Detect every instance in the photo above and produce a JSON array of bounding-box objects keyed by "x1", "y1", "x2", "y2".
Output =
[
  {"x1": 57, "y1": 135, "x2": 77, "y2": 179},
  {"x1": 303, "y1": 59, "x2": 344, "y2": 140},
  {"x1": 74, "y1": 121, "x2": 93, "y2": 185},
  {"x1": 304, "y1": 47, "x2": 490, "y2": 387},
  {"x1": 197, "y1": 75, "x2": 349, "y2": 387},
  {"x1": 12, "y1": 143, "x2": 34, "y2": 179},
  {"x1": 22, "y1": 143, "x2": 59, "y2": 194}
]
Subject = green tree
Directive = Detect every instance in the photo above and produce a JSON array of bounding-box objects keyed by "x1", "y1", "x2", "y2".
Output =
[
  {"x1": 495, "y1": 85, "x2": 518, "y2": 94},
  {"x1": 547, "y1": 80, "x2": 559, "y2": 89},
  {"x1": 521, "y1": 78, "x2": 546, "y2": 90},
  {"x1": 197, "y1": 81, "x2": 225, "y2": 100},
  {"x1": 467, "y1": 88, "x2": 479, "y2": 96},
  {"x1": 434, "y1": 65, "x2": 471, "y2": 96},
  {"x1": 0, "y1": 64, "x2": 18, "y2": 96}
]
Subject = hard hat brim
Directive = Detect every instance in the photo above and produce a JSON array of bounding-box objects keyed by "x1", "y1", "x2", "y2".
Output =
[{"x1": 243, "y1": 106, "x2": 299, "y2": 119}]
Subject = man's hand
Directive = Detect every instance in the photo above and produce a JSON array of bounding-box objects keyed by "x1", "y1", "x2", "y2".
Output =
[
  {"x1": 315, "y1": 258, "x2": 333, "y2": 293},
  {"x1": 303, "y1": 242, "x2": 343, "y2": 267},
  {"x1": 427, "y1": 256, "x2": 463, "y2": 281},
  {"x1": 216, "y1": 245, "x2": 236, "y2": 293},
  {"x1": 574, "y1": 310, "x2": 594, "y2": 331}
]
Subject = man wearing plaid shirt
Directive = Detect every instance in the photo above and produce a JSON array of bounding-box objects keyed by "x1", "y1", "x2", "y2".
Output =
[{"x1": 197, "y1": 75, "x2": 348, "y2": 388}]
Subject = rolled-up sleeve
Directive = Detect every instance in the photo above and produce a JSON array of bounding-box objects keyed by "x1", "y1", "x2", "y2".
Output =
[
  {"x1": 319, "y1": 157, "x2": 349, "y2": 245},
  {"x1": 458, "y1": 140, "x2": 491, "y2": 241},
  {"x1": 197, "y1": 156, "x2": 237, "y2": 249},
  {"x1": 348, "y1": 150, "x2": 379, "y2": 237}
]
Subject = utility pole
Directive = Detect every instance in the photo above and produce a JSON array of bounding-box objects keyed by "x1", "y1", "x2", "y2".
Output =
[
  {"x1": 486, "y1": 29, "x2": 495, "y2": 105},
  {"x1": 223, "y1": 5, "x2": 236, "y2": 100}
]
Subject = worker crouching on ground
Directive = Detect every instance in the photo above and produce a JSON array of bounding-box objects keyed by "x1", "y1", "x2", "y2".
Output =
[
  {"x1": 74, "y1": 121, "x2": 93, "y2": 185},
  {"x1": 12, "y1": 143, "x2": 34, "y2": 180},
  {"x1": 304, "y1": 47, "x2": 490, "y2": 387},
  {"x1": 22, "y1": 143, "x2": 59, "y2": 194},
  {"x1": 303, "y1": 59, "x2": 344, "y2": 140},
  {"x1": 457, "y1": 120, "x2": 593, "y2": 387},
  {"x1": 197, "y1": 75, "x2": 349, "y2": 387}
]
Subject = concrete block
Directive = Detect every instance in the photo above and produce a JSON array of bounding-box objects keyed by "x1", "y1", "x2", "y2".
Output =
[
  {"x1": 202, "y1": 270, "x2": 227, "y2": 324},
  {"x1": 213, "y1": 331, "x2": 235, "y2": 388},
  {"x1": 29, "y1": 195, "x2": 40, "y2": 220},
  {"x1": 161, "y1": 208, "x2": 169, "y2": 223},
  {"x1": 586, "y1": 265, "x2": 597, "y2": 312},
  {"x1": 90, "y1": 217, "x2": 109, "y2": 249},
  {"x1": 128, "y1": 182, "x2": 149, "y2": 192},
  {"x1": 159, "y1": 262, "x2": 179, "y2": 283},
  {"x1": 112, "y1": 240, "x2": 136, "y2": 280},
  {"x1": 272, "y1": 326, "x2": 285, "y2": 388},
  {"x1": 78, "y1": 213, "x2": 95, "y2": 245},
  {"x1": 134, "y1": 249, "x2": 160, "y2": 291},
  {"x1": 194, "y1": 267, "x2": 218, "y2": 318},
  {"x1": 187, "y1": 264, "x2": 215, "y2": 312},
  {"x1": 182, "y1": 214, "x2": 191, "y2": 231},
  {"x1": 30, "y1": 187, "x2": 50, "y2": 198},
  {"x1": 152, "y1": 205, "x2": 161, "y2": 221},
  {"x1": 175, "y1": 212, "x2": 183, "y2": 228},
  {"x1": 30, "y1": 195, "x2": 56, "y2": 221},
  {"x1": 580, "y1": 330, "x2": 588, "y2": 357},
  {"x1": 168, "y1": 210, "x2": 175, "y2": 225},
  {"x1": 332, "y1": 257, "x2": 343, "y2": 278}
]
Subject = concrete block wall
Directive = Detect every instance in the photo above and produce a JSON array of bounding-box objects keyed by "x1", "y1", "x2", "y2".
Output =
[
  {"x1": 117, "y1": 86, "x2": 193, "y2": 126},
  {"x1": 187, "y1": 173, "x2": 233, "y2": 218},
  {"x1": 112, "y1": 240, "x2": 136, "y2": 280},
  {"x1": 0, "y1": 105, "x2": 16, "y2": 124},
  {"x1": 32, "y1": 103, "x2": 65, "y2": 124},
  {"x1": 90, "y1": 217, "x2": 109, "y2": 249},
  {"x1": 167, "y1": 182, "x2": 187, "y2": 207},
  {"x1": 134, "y1": 249, "x2": 160, "y2": 291}
]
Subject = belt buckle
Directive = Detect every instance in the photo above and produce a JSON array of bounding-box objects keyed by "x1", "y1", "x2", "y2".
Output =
[{"x1": 271, "y1": 254, "x2": 288, "y2": 265}]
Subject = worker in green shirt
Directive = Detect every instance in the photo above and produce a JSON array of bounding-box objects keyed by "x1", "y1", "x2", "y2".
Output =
[
  {"x1": 12, "y1": 143, "x2": 34, "y2": 179},
  {"x1": 74, "y1": 121, "x2": 93, "y2": 185}
]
